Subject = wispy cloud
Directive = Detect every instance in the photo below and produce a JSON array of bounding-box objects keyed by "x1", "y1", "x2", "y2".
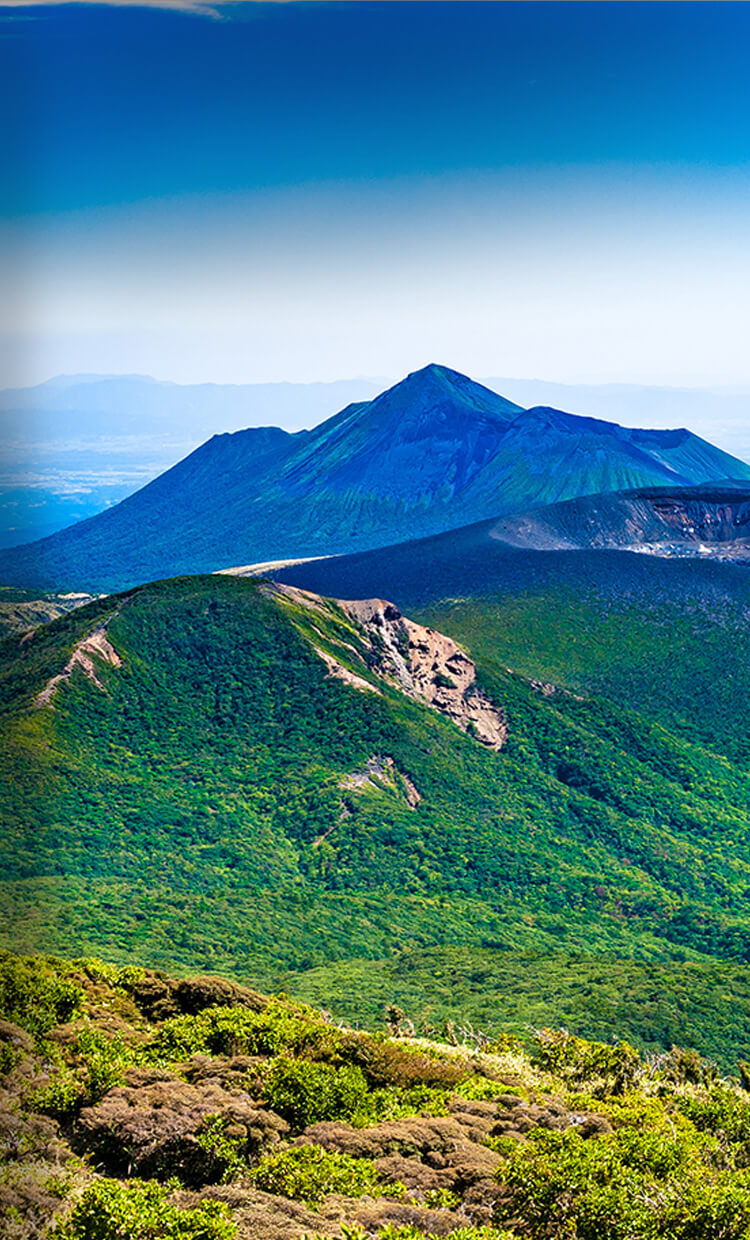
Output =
[{"x1": 0, "y1": 0, "x2": 298, "y2": 18}]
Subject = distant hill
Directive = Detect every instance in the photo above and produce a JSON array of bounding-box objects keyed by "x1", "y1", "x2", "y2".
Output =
[
  {"x1": 4, "y1": 572, "x2": 750, "y2": 1030},
  {"x1": 1, "y1": 364, "x2": 748, "y2": 593},
  {"x1": 484, "y1": 481, "x2": 750, "y2": 558}
]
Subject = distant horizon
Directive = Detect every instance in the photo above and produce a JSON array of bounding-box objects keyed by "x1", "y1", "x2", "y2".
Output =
[{"x1": 7, "y1": 366, "x2": 750, "y2": 398}]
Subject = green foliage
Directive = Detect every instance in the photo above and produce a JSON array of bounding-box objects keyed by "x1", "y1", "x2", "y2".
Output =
[
  {"x1": 676, "y1": 1087, "x2": 750, "y2": 1148},
  {"x1": 652, "y1": 1045, "x2": 719, "y2": 1088},
  {"x1": 532, "y1": 1028, "x2": 641, "y2": 1095},
  {"x1": 145, "y1": 1001, "x2": 335, "y2": 1063},
  {"x1": 75, "y1": 1026, "x2": 133, "y2": 1103},
  {"x1": 262, "y1": 1056, "x2": 370, "y2": 1131},
  {"x1": 251, "y1": 1142, "x2": 405, "y2": 1206},
  {"x1": 495, "y1": 1122, "x2": 750, "y2": 1240},
  {"x1": 194, "y1": 1115, "x2": 248, "y2": 1183},
  {"x1": 0, "y1": 952, "x2": 84, "y2": 1038},
  {"x1": 28, "y1": 1065, "x2": 84, "y2": 1119},
  {"x1": 4, "y1": 574, "x2": 750, "y2": 1071},
  {"x1": 12, "y1": 946, "x2": 750, "y2": 1240},
  {"x1": 285, "y1": 946, "x2": 750, "y2": 1075},
  {"x1": 51, "y1": 1178, "x2": 236, "y2": 1240},
  {"x1": 260, "y1": 1054, "x2": 448, "y2": 1131},
  {"x1": 422, "y1": 1186, "x2": 462, "y2": 1209}
]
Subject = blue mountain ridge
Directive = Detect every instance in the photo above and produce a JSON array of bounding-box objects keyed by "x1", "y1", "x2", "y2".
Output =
[{"x1": 0, "y1": 363, "x2": 747, "y2": 593}]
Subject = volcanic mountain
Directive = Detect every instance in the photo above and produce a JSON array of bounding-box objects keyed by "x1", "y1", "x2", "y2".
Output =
[{"x1": 1, "y1": 363, "x2": 748, "y2": 592}]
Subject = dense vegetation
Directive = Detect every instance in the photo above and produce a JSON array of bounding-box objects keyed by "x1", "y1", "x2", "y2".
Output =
[
  {"x1": 6, "y1": 949, "x2": 750, "y2": 1239},
  {"x1": 3, "y1": 572, "x2": 750, "y2": 1066}
]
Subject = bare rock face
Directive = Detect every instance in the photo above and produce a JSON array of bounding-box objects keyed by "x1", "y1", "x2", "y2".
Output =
[
  {"x1": 76, "y1": 1076, "x2": 288, "y2": 1184},
  {"x1": 340, "y1": 755, "x2": 422, "y2": 810},
  {"x1": 339, "y1": 598, "x2": 507, "y2": 749}
]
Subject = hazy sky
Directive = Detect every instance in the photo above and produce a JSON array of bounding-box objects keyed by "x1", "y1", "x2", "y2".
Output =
[{"x1": 3, "y1": 1, "x2": 750, "y2": 389}]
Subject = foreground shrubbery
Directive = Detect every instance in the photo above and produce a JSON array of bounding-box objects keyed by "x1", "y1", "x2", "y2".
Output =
[
  {"x1": 251, "y1": 1143, "x2": 405, "y2": 1206},
  {"x1": 51, "y1": 1180, "x2": 237, "y2": 1240},
  {"x1": 5, "y1": 950, "x2": 750, "y2": 1240}
]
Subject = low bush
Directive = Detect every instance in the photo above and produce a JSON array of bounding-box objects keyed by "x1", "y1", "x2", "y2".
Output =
[
  {"x1": 146, "y1": 1002, "x2": 337, "y2": 1063},
  {"x1": 51, "y1": 1178, "x2": 236, "y2": 1240},
  {"x1": 495, "y1": 1123, "x2": 750, "y2": 1240},
  {"x1": 251, "y1": 1143, "x2": 405, "y2": 1206},
  {"x1": 75, "y1": 1027, "x2": 133, "y2": 1103},
  {"x1": 0, "y1": 954, "x2": 84, "y2": 1039},
  {"x1": 532, "y1": 1028, "x2": 640, "y2": 1095},
  {"x1": 676, "y1": 1086, "x2": 750, "y2": 1147},
  {"x1": 262, "y1": 1056, "x2": 369, "y2": 1131}
]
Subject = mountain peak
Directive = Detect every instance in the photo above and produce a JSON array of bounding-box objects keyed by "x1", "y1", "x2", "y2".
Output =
[
  {"x1": 368, "y1": 363, "x2": 524, "y2": 424},
  {"x1": 405, "y1": 361, "x2": 462, "y2": 383}
]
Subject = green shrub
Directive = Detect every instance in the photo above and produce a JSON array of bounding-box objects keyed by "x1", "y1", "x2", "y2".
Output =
[
  {"x1": 495, "y1": 1123, "x2": 750, "y2": 1240},
  {"x1": 69, "y1": 958, "x2": 121, "y2": 987},
  {"x1": 676, "y1": 1086, "x2": 750, "y2": 1146},
  {"x1": 51, "y1": 1178, "x2": 236, "y2": 1240},
  {"x1": 263, "y1": 1056, "x2": 370, "y2": 1131},
  {"x1": 362, "y1": 1082, "x2": 449, "y2": 1123},
  {"x1": 146, "y1": 1002, "x2": 337, "y2": 1064},
  {"x1": 532, "y1": 1028, "x2": 640, "y2": 1095},
  {"x1": 194, "y1": 1115, "x2": 248, "y2": 1183},
  {"x1": 0, "y1": 953, "x2": 84, "y2": 1038},
  {"x1": 28, "y1": 1066, "x2": 84, "y2": 1119},
  {"x1": 422, "y1": 1186, "x2": 461, "y2": 1209},
  {"x1": 115, "y1": 964, "x2": 147, "y2": 991},
  {"x1": 652, "y1": 1045, "x2": 719, "y2": 1087},
  {"x1": 27, "y1": 1027, "x2": 133, "y2": 1118},
  {"x1": 453, "y1": 1075, "x2": 521, "y2": 1102},
  {"x1": 76, "y1": 1027, "x2": 133, "y2": 1102},
  {"x1": 251, "y1": 1143, "x2": 405, "y2": 1206},
  {"x1": 0, "y1": 1040, "x2": 21, "y2": 1076}
]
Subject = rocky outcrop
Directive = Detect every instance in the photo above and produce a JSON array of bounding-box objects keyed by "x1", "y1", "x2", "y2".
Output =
[
  {"x1": 339, "y1": 598, "x2": 507, "y2": 749},
  {"x1": 268, "y1": 582, "x2": 507, "y2": 749},
  {"x1": 488, "y1": 483, "x2": 750, "y2": 561}
]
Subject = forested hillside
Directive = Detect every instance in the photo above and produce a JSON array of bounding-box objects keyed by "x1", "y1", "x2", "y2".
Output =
[{"x1": 3, "y1": 573, "x2": 750, "y2": 1065}]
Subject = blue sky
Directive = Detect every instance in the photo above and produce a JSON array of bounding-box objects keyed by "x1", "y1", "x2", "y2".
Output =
[{"x1": 2, "y1": 1, "x2": 750, "y2": 388}]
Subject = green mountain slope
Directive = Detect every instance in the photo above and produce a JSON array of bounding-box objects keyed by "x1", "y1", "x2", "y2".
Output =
[
  {"x1": 3, "y1": 573, "x2": 750, "y2": 1062},
  {"x1": 277, "y1": 526, "x2": 750, "y2": 767},
  {"x1": 1, "y1": 364, "x2": 748, "y2": 593}
]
